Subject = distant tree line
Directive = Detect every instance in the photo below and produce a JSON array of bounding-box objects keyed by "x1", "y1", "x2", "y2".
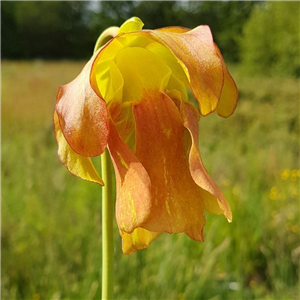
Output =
[
  {"x1": 1, "y1": 1, "x2": 299, "y2": 77},
  {"x1": 1, "y1": 1, "x2": 256, "y2": 61},
  {"x1": 240, "y1": 1, "x2": 300, "y2": 77}
]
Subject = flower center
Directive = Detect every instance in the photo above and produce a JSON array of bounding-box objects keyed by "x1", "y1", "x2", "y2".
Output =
[
  {"x1": 93, "y1": 33, "x2": 189, "y2": 106},
  {"x1": 115, "y1": 46, "x2": 171, "y2": 103},
  {"x1": 91, "y1": 34, "x2": 191, "y2": 142}
]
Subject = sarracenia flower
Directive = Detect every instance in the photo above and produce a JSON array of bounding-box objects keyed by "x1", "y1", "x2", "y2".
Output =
[{"x1": 54, "y1": 17, "x2": 238, "y2": 255}]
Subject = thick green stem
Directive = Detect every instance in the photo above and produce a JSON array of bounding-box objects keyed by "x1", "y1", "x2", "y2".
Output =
[{"x1": 101, "y1": 149, "x2": 114, "y2": 300}]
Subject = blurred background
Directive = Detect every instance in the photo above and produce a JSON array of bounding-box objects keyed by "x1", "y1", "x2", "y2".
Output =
[{"x1": 1, "y1": 1, "x2": 299, "y2": 300}]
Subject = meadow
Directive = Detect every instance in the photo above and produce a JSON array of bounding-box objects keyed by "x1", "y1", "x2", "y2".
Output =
[{"x1": 2, "y1": 60, "x2": 299, "y2": 300}]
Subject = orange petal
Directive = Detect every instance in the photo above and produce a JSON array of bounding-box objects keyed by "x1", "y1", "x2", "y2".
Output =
[
  {"x1": 53, "y1": 112, "x2": 104, "y2": 185},
  {"x1": 56, "y1": 53, "x2": 108, "y2": 157},
  {"x1": 181, "y1": 102, "x2": 232, "y2": 221},
  {"x1": 133, "y1": 91, "x2": 206, "y2": 239},
  {"x1": 156, "y1": 26, "x2": 190, "y2": 33},
  {"x1": 214, "y1": 44, "x2": 239, "y2": 117},
  {"x1": 107, "y1": 119, "x2": 152, "y2": 233},
  {"x1": 121, "y1": 228, "x2": 160, "y2": 255},
  {"x1": 108, "y1": 100, "x2": 134, "y2": 142},
  {"x1": 151, "y1": 26, "x2": 223, "y2": 116},
  {"x1": 185, "y1": 224, "x2": 204, "y2": 242}
]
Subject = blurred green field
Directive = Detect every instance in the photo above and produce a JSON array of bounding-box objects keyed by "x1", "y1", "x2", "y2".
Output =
[{"x1": 1, "y1": 61, "x2": 299, "y2": 300}]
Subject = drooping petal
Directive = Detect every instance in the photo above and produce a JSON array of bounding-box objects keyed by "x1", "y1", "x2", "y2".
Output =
[
  {"x1": 185, "y1": 224, "x2": 204, "y2": 242},
  {"x1": 181, "y1": 102, "x2": 232, "y2": 221},
  {"x1": 133, "y1": 91, "x2": 206, "y2": 239},
  {"x1": 107, "y1": 119, "x2": 152, "y2": 234},
  {"x1": 214, "y1": 44, "x2": 239, "y2": 117},
  {"x1": 53, "y1": 112, "x2": 104, "y2": 185},
  {"x1": 56, "y1": 53, "x2": 109, "y2": 157},
  {"x1": 121, "y1": 228, "x2": 160, "y2": 255},
  {"x1": 150, "y1": 26, "x2": 224, "y2": 116}
]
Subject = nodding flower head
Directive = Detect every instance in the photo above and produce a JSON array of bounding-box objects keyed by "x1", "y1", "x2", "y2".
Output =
[{"x1": 54, "y1": 17, "x2": 238, "y2": 254}]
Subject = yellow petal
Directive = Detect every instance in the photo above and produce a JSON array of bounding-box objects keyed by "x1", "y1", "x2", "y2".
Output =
[
  {"x1": 56, "y1": 53, "x2": 108, "y2": 157},
  {"x1": 133, "y1": 91, "x2": 206, "y2": 237},
  {"x1": 150, "y1": 26, "x2": 224, "y2": 116},
  {"x1": 95, "y1": 59, "x2": 124, "y2": 103},
  {"x1": 118, "y1": 17, "x2": 144, "y2": 34},
  {"x1": 90, "y1": 35, "x2": 170, "y2": 103},
  {"x1": 214, "y1": 44, "x2": 238, "y2": 117},
  {"x1": 116, "y1": 47, "x2": 171, "y2": 102},
  {"x1": 53, "y1": 112, "x2": 104, "y2": 185},
  {"x1": 146, "y1": 41, "x2": 189, "y2": 86},
  {"x1": 166, "y1": 74, "x2": 188, "y2": 102},
  {"x1": 121, "y1": 228, "x2": 160, "y2": 255},
  {"x1": 115, "y1": 46, "x2": 171, "y2": 103},
  {"x1": 107, "y1": 119, "x2": 152, "y2": 233},
  {"x1": 181, "y1": 102, "x2": 232, "y2": 221}
]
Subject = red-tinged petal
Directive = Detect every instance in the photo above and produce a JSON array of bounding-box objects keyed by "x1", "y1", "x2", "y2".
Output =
[
  {"x1": 185, "y1": 224, "x2": 205, "y2": 242},
  {"x1": 181, "y1": 102, "x2": 232, "y2": 221},
  {"x1": 53, "y1": 112, "x2": 104, "y2": 185},
  {"x1": 107, "y1": 119, "x2": 152, "y2": 233},
  {"x1": 150, "y1": 26, "x2": 224, "y2": 116},
  {"x1": 121, "y1": 228, "x2": 160, "y2": 255},
  {"x1": 133, "y1": 91, "x2": 206, "y2": 236},
  {"x1": 214, "y1": 44, "x2": 239, "y2": 117},
  {"x1": 56, "y1": 53, "x2": 108, "y2": 157}
]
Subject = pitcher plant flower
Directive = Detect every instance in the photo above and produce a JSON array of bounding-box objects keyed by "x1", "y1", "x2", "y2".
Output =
[{"x1": 54, "y1": 17, "x2": 238, "y2": 255}]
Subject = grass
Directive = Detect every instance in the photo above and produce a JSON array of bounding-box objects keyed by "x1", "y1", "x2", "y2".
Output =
[{"x1": 1, "y1": 60, "x2": 299, "y2": 300}]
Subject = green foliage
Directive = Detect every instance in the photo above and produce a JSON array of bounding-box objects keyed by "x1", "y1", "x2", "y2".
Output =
[
  {"x1": 240, "y1": 2, "x2": 300, "y2": 77},
  {"x1": 1, "y1": 1, "x2": 94, "y2": 59},
  {"x1": 2, "y1": 61, "x2": 299, "y2": 299},
  {"x1": 1, "y1": 1, "x2": 255, "y2": 62}
]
